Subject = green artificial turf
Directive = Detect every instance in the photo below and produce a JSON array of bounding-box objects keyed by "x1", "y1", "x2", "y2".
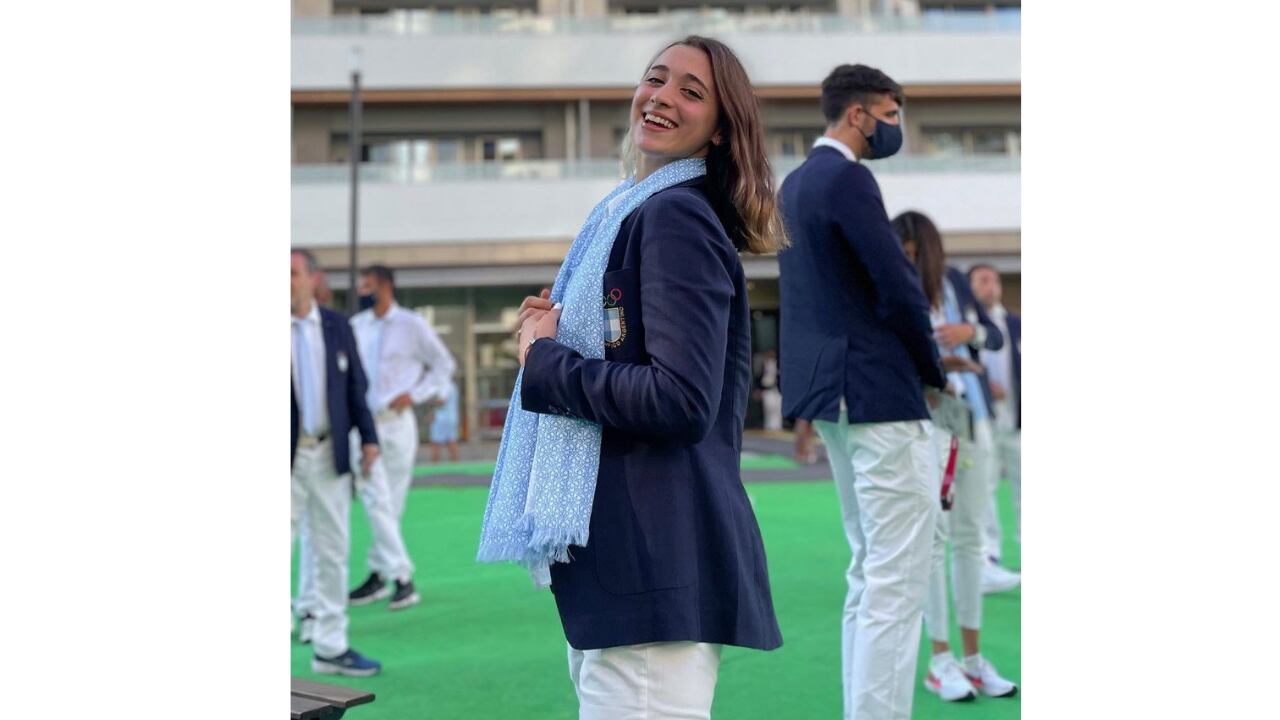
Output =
[{"x1": 292, "y1": 478, "x2": 1020, "y2": 719}]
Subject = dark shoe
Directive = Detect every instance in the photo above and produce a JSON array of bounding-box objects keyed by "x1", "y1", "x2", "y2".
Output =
[
  {"x1": 297, "y1": 613, "x2": 316, "y2": 644},
  {"x1": 388, "y1": 579, "x2": 420, "y2": 611},
  {"x1": 312, "y1": 648, "x2": 382, "y2": 677},
  {"x1": 348, "y1": 572, "x2": 390, "y2": 605}
]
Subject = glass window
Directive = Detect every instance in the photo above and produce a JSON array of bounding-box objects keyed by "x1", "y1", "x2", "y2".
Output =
[
  {"x1": 497, "y1": 137, "x2": 521, "y2": 161},
  {"x1": 340, "y1": 132, "x2": 540, "y2": 166},
  {"x1": 920, "y1": 126, "x2": 1020, "y2": 157},
  {"x1": 920, "y1": 129, "x2": 966, "y2": 156},
  {"x1": 436, "y1": 138, "x2": 461, "y2": 164},
  {"x1": 767, "y1": 128, "x2": 823, "y2": 158},
  {"x1": 971, "y1": 128, "x2": 1010, "y2": 155}
]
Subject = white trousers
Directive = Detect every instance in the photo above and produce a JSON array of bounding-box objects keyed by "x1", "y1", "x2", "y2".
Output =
[
  {"x1": 568, "y1": 642, "x2": 722, "y2": 720},
  {"x1": 369, "y1": 410, "x2": 419, "y2": 525},
  {"x1": 924, "y1": 418, "x2": 993, "y2": 641},
  {"x1": 358, "y1": 410, "x2": 418, "y2": 580},
  {"x1": 296, "y1": 414, "x2": 417, "y2": 614},
  {"x1": 982, "y1": 426, "x2": 1021, "y2": 556},
  {"x1": 290, "y1": 440, "x2": 351, "y2": 658},
  {"x1": 813, "y1": 417, "x2": 937, "y2": 720}
]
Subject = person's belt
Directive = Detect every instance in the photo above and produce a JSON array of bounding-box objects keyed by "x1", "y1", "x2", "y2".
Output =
[
  {"x1": 296, "y1": 432, "x2": 330, "y2": 448},
  {"x1": 375, "y1": 408, "x2": 405, "y2": 423}
]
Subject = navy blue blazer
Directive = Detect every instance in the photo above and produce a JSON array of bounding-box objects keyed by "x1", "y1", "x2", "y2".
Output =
[
  {"x1": 290, "y1": 306, "x2": 379, "y2": 476},
  {"x1": 1006, "y1": 311, "x2": 1021, "y2": 429},
  {"x1": 521, "y1": 178, "x2": 783, "y2": 652},
  {"x1": 945, "y1": 265, "x2": 1003, "y2": 419},
  {"x1": 778, "y1": 147, "x2": 947, "y2": 424}
]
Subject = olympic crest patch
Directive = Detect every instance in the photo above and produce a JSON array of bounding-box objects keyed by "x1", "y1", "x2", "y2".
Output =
[{"x1": 603, "y1": 286, "x2": 627, "y2": 348}]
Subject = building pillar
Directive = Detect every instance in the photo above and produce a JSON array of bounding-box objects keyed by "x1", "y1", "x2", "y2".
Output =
[
  {"x1": 835, "y1": 0, "x2": 866, "y2": 17},
  {"x1": 565, "y1": 101, "x2": 578, "y2": 162},
  {"x1": 292, "y1": 0, "x2": 332, "y2": 18},
  {"x1": 578, "y1": 99, "x2": 591, "y2": 160},
  {"x1": 537, "y1": 0, "x2": 567, "y2": 16},
  {"x1": 463, "y1": 288, "x2": 478, "y2": 444}
]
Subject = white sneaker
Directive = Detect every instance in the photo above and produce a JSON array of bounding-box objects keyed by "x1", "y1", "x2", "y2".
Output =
[
  {"x1": 963, "y1": 655, "x2": 1018, "y2": 698},
  {"x1": 923, "y1": 653, "x2": 977, "y2": 702},
  {"x1": 298, "y1": 614, "x2": 316, "y2": 644},
  {"x1": 981, "y1": 561, "x2": 1021, "y2": 594}
]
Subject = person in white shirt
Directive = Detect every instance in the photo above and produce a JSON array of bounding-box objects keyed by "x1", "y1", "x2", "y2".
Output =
[
  {"x1": 296, "y1": 265, "x2": 456, "y2": 627},
  {"x1": 346, "y1": 265, "x2": 455, "y2": 609},
  {"x1": 969, "y1": 264, "x2": 1021, "y2": 551}
]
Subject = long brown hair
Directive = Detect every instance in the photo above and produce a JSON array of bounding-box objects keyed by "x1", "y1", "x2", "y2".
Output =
[
  {"x1": 892, "y1": 210, "x2": 945, "y2": 310},
  {"x1": 622, "y1": 36, "x2": 786, "y2": 255}
]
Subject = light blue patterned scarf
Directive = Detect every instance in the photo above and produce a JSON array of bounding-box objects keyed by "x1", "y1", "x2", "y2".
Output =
[{"x1": 476, "y1": 157, "x2": 708, "y2": 586}]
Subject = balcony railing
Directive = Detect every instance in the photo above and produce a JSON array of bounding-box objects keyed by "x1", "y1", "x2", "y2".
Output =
[
  {"x1": 292, "y1": 9, "x2": 1020, "y2": 37},
  {"x1": 291, "y1": 154, "x2": 1019, "y2": 185}
]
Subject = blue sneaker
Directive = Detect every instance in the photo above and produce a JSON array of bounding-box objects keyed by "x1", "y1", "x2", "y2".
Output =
[{"x1": 312, "y1": 648, "x2": 382, "y2": 677}]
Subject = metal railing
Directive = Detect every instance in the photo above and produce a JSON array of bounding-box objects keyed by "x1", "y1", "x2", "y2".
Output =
[
  {"x1": 292, "y1": 9, "x2": 1019, "y2": 37},
  {"x1": 292, "y1": 154, "x2": 1019, "y2": 185}
]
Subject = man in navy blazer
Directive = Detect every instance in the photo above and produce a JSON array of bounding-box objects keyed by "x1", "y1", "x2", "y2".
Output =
[
  {"x1": 969, "y1": 264, "x2": 1022, "y2": 549},
  {"x1": 777, "y1": 64, "x2": 946, "y2": 720},
  {"x1": 943, "y1": 264, "x2": 1004, "y2": 415},
  {"x1": 290, "y1": 248, "x2": 382, "y2": 677}
]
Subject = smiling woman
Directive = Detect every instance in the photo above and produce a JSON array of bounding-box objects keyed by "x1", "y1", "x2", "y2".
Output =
[
  {"x1": 477, "y1": 35, "x2": 785, "y2": 720},
  {"x1": 623, "y1": 36, "x2": 785, "y2": 255}
]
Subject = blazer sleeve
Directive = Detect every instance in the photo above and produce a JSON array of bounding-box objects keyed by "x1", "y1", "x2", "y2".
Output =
[
  {"x1": 948, "y1": 266, "x2": 1003, "y2": 352},
  {"x1": 520, "y1": 191, "x2": 732, "y2": 443},
  {"x1": 832, "y1": 165, "x2": 947, "y2": 389},
  {"x1": 344, "y1": 320, "x2": 379, "y2": 447}
]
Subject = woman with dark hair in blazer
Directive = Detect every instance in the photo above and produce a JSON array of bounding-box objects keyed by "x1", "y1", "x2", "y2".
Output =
[
  {"x1": 893, "y1": 210, "x2": 1019, "y2": 703},
  {"x1": 477, "y1": 36, "x2": 784, "y2": 718}
]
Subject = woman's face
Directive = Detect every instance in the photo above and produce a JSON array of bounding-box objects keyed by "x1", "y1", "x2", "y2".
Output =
[
  {"x1": 902, "y1": 238, "x2": 919, "y2": 264},
  {"x1": 630, "y1": 44, "x2": 720, "y2": 162}
]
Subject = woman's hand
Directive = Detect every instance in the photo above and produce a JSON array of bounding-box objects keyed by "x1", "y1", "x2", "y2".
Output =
[
  {"x1": 934, "y1": 323, "x2": 975, "y2": 350},
  {"x1": 515, "y1": 288, "x2": 554, "y2": 330},
  {"x1": 940, "y1": 355, "x2": 984, "y2": 375},
  {"x1": 518, "y1": 306, "x2": 561, "y2": 367}
]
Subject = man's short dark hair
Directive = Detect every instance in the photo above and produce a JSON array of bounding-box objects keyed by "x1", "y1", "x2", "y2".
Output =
[
  {"x1": 820, "y1": 64, "x2": 905, "y2": 125},
  {"x1": 291, "y1": 248, "x2": 319, "y2": 274},
  {"x1": 361, "y1": 264, "x2": 395, "y2": 288},
  {"x1": 967, "y1": 263, "x2": 1000, "y2": 280}
]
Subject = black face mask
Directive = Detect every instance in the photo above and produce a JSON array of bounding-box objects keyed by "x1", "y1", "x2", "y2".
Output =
[
  {"x1": 861, "y1": 113, "x2": 904, "y2": 160},
  {"x1": 358, "y1": 293, "x2": 377, "y2": 311}
]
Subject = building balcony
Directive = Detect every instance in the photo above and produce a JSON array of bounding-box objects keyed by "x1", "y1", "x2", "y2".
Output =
[
  {"x1": 291, "y1": 10, "x2": 1020, "y2": 95},
  {"x1": 292, "y1": 154, "x2": 1020, "y2": 280}
]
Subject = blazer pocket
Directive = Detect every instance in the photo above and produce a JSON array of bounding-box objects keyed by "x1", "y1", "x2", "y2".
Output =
[
  {"x1": 593, "y1": 449, "x2": 697, "y2": 595},
  {"x1": 602, "y1": 267, "x2": 642, "y2": 360}
]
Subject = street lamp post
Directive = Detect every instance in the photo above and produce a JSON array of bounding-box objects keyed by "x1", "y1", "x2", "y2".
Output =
[{"x1": 347, "y1": 47, "x2": 363, "y2": 315}]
